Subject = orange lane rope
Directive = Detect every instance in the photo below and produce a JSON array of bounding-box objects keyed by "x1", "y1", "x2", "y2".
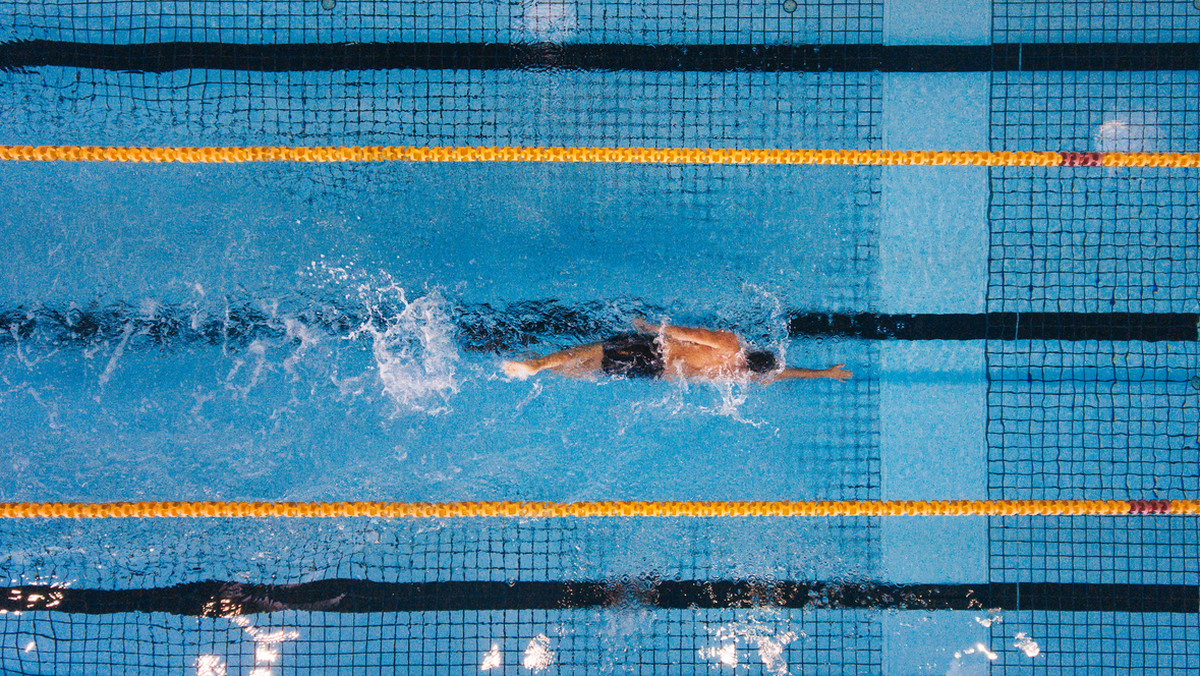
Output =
[
  {"x1": 0, "y1": 499, "x2": 1193, "y2": 519},
  {"x1": 1, "y1": 145, "x2": 1199, "y2": 167}
]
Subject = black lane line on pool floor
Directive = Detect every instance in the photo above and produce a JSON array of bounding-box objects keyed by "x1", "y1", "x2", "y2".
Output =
[
  {"x1": 1, "y1": 41, "x2": 1198, "y2": 73},
  {"x1": 787, "y1": 312, "x2": 1200, "y2": 342},
  {"x1": 4, "y1": 580, "x2": 1197, "y2": 615},
  {"x1": 1, "y1": 305, "x2": 1195, "y2": 351}
]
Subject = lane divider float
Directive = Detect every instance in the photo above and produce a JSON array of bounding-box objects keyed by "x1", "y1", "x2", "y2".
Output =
[
  {"x1": 1, "y1": 145, "x2": 1198, "y2": 167},
  {"x1": 0, "y1": 499, "x2": 1192, "y2": 519}
]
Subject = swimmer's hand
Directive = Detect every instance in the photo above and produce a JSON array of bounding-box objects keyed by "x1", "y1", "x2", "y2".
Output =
[
  {"x1": 823, "y1": 364, "x2": 853, "y2": 382},
  {"x1": 502, "y1": 360, "x2": 536, "y2": 380}
]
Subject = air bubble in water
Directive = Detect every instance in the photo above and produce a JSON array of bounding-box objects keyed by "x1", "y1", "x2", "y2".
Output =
[
  {"x1": 782, "y1": 0, "x2": 798, "y2": 12},
  {"x1": 320, "y1": 0, "x2": 335, "y2": 9}
]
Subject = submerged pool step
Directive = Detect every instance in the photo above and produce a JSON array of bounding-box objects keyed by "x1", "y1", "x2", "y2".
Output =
[
  {"x1": 4, "y1": 579, "x2": 1195, "y2": 615},
  {"x1": 789, "y1": 311, "x2": 1200, "y2": 342}
]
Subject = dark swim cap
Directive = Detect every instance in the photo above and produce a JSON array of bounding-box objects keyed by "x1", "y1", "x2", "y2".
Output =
[{"x1": 745, "y1": 350, "x2": 779, "y2": 374}]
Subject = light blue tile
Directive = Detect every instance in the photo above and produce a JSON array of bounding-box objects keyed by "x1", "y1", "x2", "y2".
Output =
[
  {"x1": 880, "y1": 166, "x2": 988, "y2": 313},
  {"x1": 883, "y1": 73, "x2": 989, "y2": 151},
  {"x1": 881, "y1": 341, "x2": 987, "y2": 501},
  {"x1": 880, "y1": 341, "x2": 988, "y2": 585},
  {"x1": 883, "y1": 611, "x2": 995, "y2": 676},
  {"x1": 880, "y1": 73, "x2": 989, "y2": 313},
  {"x1": 882, "y1": 516, "x2": 988, "y2": 583},
  {"x1": 884, "y1": 0, "x2": 991, "y2": 46}
]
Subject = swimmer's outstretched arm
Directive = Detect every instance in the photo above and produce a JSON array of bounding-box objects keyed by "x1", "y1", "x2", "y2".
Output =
[
  {"x1": 764, "y1": 364, "x2": 853, "y2": 384},
  {"x1": 632, "y1": 317, "x2": 739, "y2": 350}
]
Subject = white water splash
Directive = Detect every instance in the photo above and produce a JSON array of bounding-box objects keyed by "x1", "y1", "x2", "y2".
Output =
[
  {"x1": 195, "y1": 655, "x2": 227, "y2": 676},
  {"x1": 523, "y1": 634, "x2": 554, "y2": 672},
  {"x1": 975, "y1": 612, "x2": 1002, "y2": 628},
  {"x1": 480, "y1": 644, "x2": 503, "y2": 671},
  {"x1": 954, "y1": 642, "x2": 998, "y2": 661},
  {"x1": 643, "y1": 377, "x2": 765, "y2": 428},
  {"x1": 698, "y1": 642, "x2": 738, "y2": 668},
  {"x1": 349, "y1": 281, "x2": 459, "y2": 414},
  {"x1": 256, "y1": 643, "x2": 281, "y2": 664},
  {"x1": 234, "y1": 620, "x2": 301, "y2": 646},
  {"x1": 1014, "y1": 632, "x2": 1041, "y2": 658},
  {"x1": 231, "y1": 616, "x2": 300, "y2": 676},
  {"x1": 703, "y1": 378, "x2": 760, "y2": 422},
  {"x1": 702, "y1": 623, "x2": 798, "y2": 676},
  {"x1": 742, "y1": 283, "x2": 790, "y2": 346}
]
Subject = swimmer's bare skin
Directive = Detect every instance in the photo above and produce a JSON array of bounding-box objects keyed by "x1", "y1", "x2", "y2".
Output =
[{"x1": 502, "y1": 318, "x2": 852, "y2": 383}]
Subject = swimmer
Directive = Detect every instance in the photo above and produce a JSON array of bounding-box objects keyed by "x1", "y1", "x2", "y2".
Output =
[{"x1": 502, "y1": 318, "x2": 852, "y2": 383}]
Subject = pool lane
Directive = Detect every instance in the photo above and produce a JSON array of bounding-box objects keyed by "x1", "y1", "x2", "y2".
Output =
[{"x1": 0, "y1": 157, "x2": 879, "y2": 505}]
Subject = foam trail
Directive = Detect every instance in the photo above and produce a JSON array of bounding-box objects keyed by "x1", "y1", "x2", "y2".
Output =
[
  {"x1": 96, "y1": 322, "x2": 134, "y2": 392},
  {"x1": 225, "y1": 340, "x2": 270, "y2": 398},
  {"x1": 281, "y1": 317, "x2": 320, "y2": 379}
]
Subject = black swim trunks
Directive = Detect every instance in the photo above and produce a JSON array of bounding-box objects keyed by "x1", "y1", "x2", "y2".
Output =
[{"x1": 601, "y1": 333, "x2": 664, "y2": 378}]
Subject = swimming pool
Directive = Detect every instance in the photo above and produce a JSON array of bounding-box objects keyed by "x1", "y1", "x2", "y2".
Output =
[{"x1": 0, "y1": 0, "x2": 1197, "y2": 673}]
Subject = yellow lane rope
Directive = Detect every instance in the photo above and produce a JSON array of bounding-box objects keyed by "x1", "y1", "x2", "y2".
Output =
[
  {"x1": 0, "y1": 499, "x2": 1192, "y2": 519},
  {"x1": 1, "y1": 145, "x2": 1199, "y2": 167}
]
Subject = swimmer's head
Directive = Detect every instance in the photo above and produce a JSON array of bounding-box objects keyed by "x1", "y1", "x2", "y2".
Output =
[{"x1": 744, "y1": 350, "x2": 779, "y2": 374}]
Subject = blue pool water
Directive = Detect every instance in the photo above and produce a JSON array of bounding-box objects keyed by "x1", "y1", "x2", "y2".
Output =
[
  {"x1": 0, "y1": 160, "x2": 875, "y2": 504},
  {"x1": 1, "y1": 0, "x2": 1199, "y2": 674}
]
